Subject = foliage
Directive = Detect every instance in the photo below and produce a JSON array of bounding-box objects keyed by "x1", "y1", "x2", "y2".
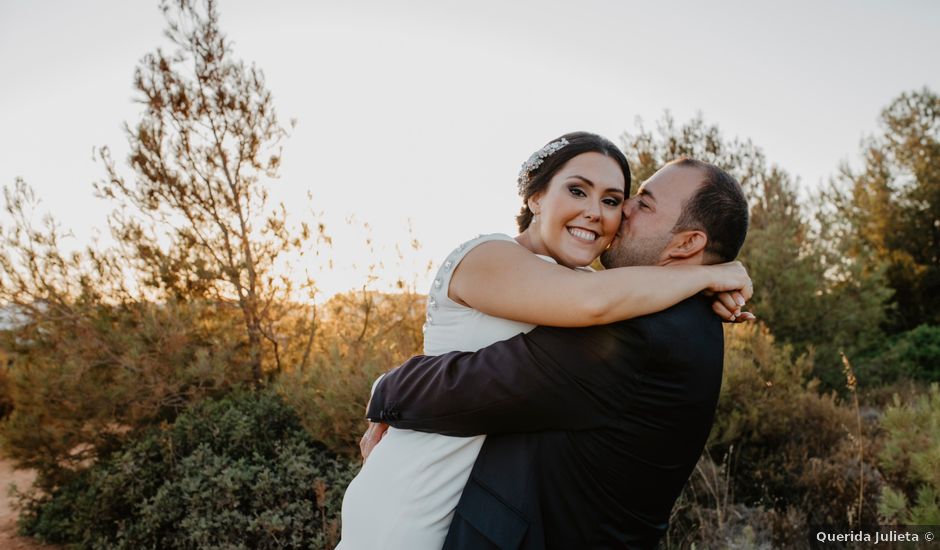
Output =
[
  {"x1": 18, "y1": 390, "x2": 358, "y2": 549},
  {"x1": 0, "y1": 293, "x2": 252, "y2": 490},
  {"x1": 828, "y1": 88, "x2": 940, "y2": 333},
  {"x1": 276, "y1": 290, "x2": 425, "y2": 456},
  {"x1": 857, "y1": 324, "x2": 940, "y2": 385},
  {"x1": 622, "y1": 113, "x2": 891, "y2": 388},
  {"x1": 877, "y1": 384, "x2": 940, "y2": 525},
  {"x1": 670, "y1": 324, "x2": 884, "y2": 546},
  {"x1": 715, "y1": 325, "x2": 881, "y2": 524}
]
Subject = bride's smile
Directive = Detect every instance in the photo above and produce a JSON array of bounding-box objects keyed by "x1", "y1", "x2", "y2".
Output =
[{"x1": 566, "y1": 226, "x2": 597, "y2": 242}]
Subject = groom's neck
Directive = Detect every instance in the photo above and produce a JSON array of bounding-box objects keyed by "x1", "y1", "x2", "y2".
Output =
[{"x1": 658, "y1": 256, "x2": 705, "y2": 267}]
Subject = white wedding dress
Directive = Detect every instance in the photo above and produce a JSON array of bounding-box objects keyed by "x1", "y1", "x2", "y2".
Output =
[{"x1": 338, "y1": 233, "x2": 553, "y2": 549}]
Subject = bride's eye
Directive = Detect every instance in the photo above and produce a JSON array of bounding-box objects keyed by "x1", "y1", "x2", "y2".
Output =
[
  {"x1": 603, "y1": 197, "x2": 623, "y2": 207},
  {"x1": 568, "y1": 186, "x2": 586, "y2": 197}
]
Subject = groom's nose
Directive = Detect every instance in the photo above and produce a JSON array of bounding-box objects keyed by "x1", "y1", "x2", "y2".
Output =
[{"x1": 622, "y1": 197, "x2": 636, "y2": 218}]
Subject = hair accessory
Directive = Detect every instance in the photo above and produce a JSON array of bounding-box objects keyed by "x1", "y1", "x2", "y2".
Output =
[{"x1": 517, "y1": 138, "x2": 570, "y2": 193}]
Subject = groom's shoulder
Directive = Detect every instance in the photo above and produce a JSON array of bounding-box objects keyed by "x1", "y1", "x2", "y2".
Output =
[
  {"x1": 526, "y1": 297, "x2": 716, "y2": 352},
  {"x1": 614, "y1": 295, "x2": 719, "y2": 343},
  {"x1": 617, "y1": 295, "x2": 714, "y2": 325}
]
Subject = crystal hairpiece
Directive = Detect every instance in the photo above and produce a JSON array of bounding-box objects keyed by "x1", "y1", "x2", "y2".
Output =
[{"x1": 517, "y1": 138, "x2": 570, "y2": 193}]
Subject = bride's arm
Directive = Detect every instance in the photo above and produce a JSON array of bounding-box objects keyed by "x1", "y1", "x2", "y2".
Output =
[{"x1": 449, "y1": 240, "x2": 750, "y2": 327}]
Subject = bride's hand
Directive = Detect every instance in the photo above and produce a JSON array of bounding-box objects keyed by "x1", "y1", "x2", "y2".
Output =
[
  {"x1": 360, "y1": 421, "x2": 389, "y2": 462},
  {"x1": 703, "y1": 262, "x2": 755, "y2": 323},
  {"x1": 711, "y1": 292, "x2": 757, "y2": 323},
  {"x1": 705, "y1": 261, "x2": 753, "y2": 298}
]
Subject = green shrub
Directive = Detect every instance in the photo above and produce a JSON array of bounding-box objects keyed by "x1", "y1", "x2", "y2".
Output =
[
  {"x1": 0, "y1": 299, "x2": 254, "y2": 491},
  {"x1": 711, "y1": 325, "x2": 867, "y2": 509},
  {"x1": 864, "y1": 325, "x2": 940, "y2": 384},
  {"x1": 877, "y1": 384, "x2": 940, "y2": 524},
  {"x1": 19, "y1": 390, "x2": 358, "y2": 549},
  {"x1": 671, "y1": 324, "x2": 883, "y2": 546}
]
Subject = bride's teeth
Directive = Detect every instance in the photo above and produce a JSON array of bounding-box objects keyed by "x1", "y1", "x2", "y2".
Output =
[{"x1": 568, "y1": 228, "x2": 596, "y2": 241}]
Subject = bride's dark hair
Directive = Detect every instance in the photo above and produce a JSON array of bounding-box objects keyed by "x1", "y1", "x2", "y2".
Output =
[{"x1": 515, "y1": 131, "x2": 631, "y2": 231}]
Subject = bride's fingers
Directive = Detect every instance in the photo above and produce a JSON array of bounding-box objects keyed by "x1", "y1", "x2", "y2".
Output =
[
  {"x1": 735, "y1": 312, "x2": 757, "y2": 322},
  {"x1": 739, "y1": 280, "x2": 753, "y2": 302},
  {"x1": 715, "y1": 293, "x2": 741, "y2": 318},
  {"x1": 712, "y1": 300, "x2": 736, "y2": 322}
]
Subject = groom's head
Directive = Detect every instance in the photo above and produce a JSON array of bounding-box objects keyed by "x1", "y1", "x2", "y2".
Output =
[{"x1": 601, "y1": 159, "x2": 748, "y2": 268}]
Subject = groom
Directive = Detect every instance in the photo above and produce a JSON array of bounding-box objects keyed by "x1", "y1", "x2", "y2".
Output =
[{"x1": 366, "y1": 158, "x2": 750, "y2": 549}]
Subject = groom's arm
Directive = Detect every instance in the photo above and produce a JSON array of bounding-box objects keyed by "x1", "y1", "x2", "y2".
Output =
[{"x1": 366, "y1": 321, "x2": 648, "y2": 436}]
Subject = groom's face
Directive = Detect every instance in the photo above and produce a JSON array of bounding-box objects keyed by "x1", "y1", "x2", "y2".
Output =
[{"x1": 601, "y1": 164, "x2": 704, "y2": 268}]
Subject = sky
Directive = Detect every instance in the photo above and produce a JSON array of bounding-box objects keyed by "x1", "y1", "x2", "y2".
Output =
[{"x1": 1, "y1": 0, "x2": 939, "y2": 300}]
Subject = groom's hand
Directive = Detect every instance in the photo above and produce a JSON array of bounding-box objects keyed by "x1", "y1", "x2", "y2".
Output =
[
  {"x1": 360, "y1": 382, "x2": 390, "y2": 462},
  {"x1": 359, "y1": 421, "x2": 389, "y2": 462}
]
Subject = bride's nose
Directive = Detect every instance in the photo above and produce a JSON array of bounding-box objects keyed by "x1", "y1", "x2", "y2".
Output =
[{"x1": 583, "y1": 200, "x2": 601, "y2": 221}]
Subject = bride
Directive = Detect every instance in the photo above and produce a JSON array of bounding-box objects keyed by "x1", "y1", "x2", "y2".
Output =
[{"x1": 337, "y1": 132, "x2": 751, "y2": 549}]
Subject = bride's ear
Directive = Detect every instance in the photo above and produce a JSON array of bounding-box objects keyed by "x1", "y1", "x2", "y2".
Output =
[{"x1": 526, "y1": 192, "x2": 543, "y2": 216}]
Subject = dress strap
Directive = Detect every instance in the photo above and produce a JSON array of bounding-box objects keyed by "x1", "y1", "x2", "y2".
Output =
[{"x1": 427, "y1": 233, "x2": 517, "y2": 313}]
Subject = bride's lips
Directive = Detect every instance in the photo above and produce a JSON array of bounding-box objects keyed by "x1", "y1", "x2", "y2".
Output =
[{"x1": 566, "y1": 226, "x2": 600, "y2": 244}]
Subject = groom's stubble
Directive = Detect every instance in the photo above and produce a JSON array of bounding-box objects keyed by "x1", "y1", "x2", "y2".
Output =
[{"x1": 601, "y1": 230, "x2": 673, "y2": 269}]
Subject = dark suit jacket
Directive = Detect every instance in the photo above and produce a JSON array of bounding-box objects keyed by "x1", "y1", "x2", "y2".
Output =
[{"x1": 367, "y1": 296, "x2": 724, "y2": 550}]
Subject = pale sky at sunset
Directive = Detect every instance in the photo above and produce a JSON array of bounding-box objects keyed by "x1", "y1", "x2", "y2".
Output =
[{"x1": 2, "y1": 0, "x2": 939, "y2": 299}]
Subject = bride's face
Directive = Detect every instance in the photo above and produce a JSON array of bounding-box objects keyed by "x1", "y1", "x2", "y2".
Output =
[{"x1": 527, "y1": 152, "x2": 626, "y2": 268}]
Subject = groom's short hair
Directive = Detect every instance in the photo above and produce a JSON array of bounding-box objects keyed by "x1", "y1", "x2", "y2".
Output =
[{"x1": 670, "y1": 159, "x2": 749, "y2": 263}]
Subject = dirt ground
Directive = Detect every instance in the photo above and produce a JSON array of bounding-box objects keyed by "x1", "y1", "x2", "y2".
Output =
[{"x1": 0, "y1": 459, "x2": 56, "y2": 550}]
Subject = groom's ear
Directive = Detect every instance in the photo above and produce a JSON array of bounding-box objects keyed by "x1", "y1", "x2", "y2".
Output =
[{"x1": 666, "y1": 230, "x2": 708, "y2": 260}]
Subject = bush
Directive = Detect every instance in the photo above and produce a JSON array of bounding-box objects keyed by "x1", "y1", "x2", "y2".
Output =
[
  {"x1": 0, "y1": 299, "x2": 254, "y2": 491},
  {"x1": 711, "y1": 325, "x2": 870, "y2": 512},
  {"x1": 276, "y1": 290, "x2": 424, "y2": 455},
  {"x1": 19, "y1": 390, "x2": 358, "y2": 549},
  {"x1": 671, "y1": 324, "x2": 884, "y2": 546},
  {"x1": 859, "y1": 324, "x2": 940, "y2": 385},
  {"x1": 877, "y1": 384, "x2": 940, "y2": 524}
]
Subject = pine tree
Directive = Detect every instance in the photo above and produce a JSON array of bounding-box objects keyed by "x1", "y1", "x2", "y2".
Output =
[{"x1": 833, "y1": 88, "x2": 940, "y2": 333}]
